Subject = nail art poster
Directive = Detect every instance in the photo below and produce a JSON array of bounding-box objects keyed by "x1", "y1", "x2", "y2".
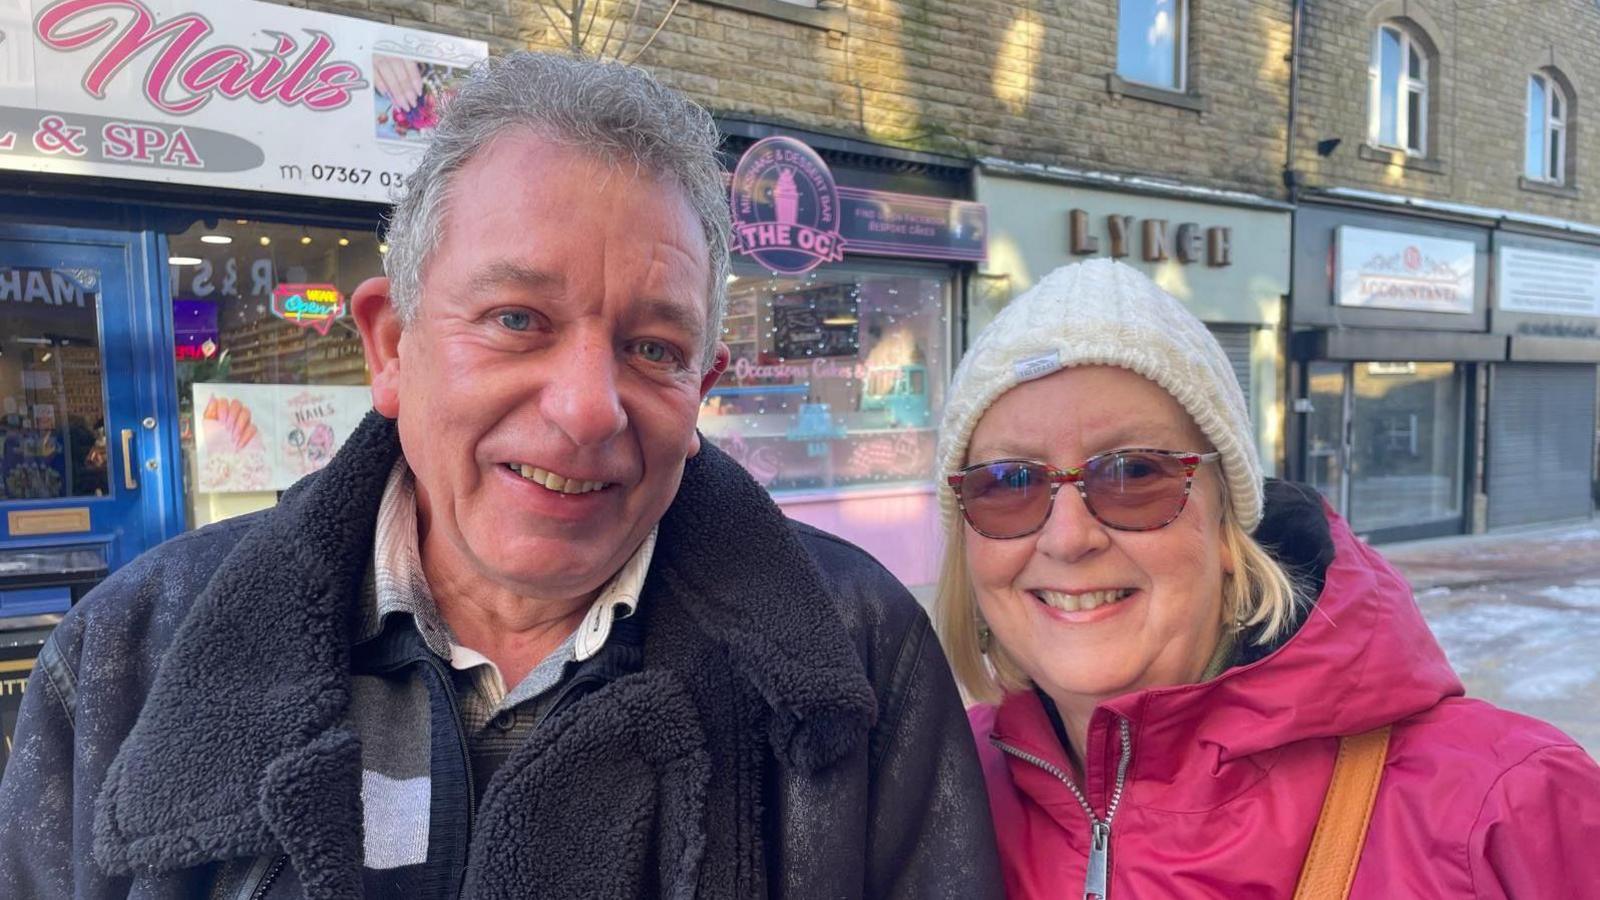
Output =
[
  {"x1": 192, "y1": 383, "x2": 370, "y2": 491},
  {"x1": 194, "y1": 383, "x2": 276, "y2": 492}
]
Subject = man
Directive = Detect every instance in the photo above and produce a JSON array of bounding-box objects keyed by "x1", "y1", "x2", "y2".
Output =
[{"x1": 0, "y1": 53, "x2": 999, "y2": 898}]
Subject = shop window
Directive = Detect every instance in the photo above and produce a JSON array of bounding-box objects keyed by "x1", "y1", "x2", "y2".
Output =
[
  {"x1": 0, "y1": 269, "x2": 107, "y2": 500},
  {"x1": 1368, "y1": 21, "x2": 1432, "y2": 156},
  {"x1": 701, "y1": 264, "x2": 950, "y2": 494},
  {"x1": 1116, "y1": 0, "x2": 1188, "y2": 92},
  {"x1": 1348, "y1": 361, "x2": 1464, "y2": 533},
  {"x1": 1525, "y1": 69, "x2": 1571, "y2": 185},
  {"x1": 165, "y1": 219, "x2": 380, "y2": 528}
]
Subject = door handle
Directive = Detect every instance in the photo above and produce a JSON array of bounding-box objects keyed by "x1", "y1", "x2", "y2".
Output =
[{"x1": 121, "y1": 428, "x2": 139, "y2": 490}]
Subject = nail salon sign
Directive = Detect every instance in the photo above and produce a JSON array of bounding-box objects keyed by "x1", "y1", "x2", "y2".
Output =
[{"x1": 0, "y1": 0, "x2": 485, "y2": 202}]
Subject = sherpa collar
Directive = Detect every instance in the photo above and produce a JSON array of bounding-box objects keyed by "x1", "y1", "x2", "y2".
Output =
[{"x1": 91, "y1": 412, "x2": 875, "y2": 887}]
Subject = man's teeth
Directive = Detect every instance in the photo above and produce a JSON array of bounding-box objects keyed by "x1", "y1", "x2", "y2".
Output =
[
  {"x1": 1034, "y1": 588, "x2": 1134, "y2": 612},
  {"x1": 510, "y1": 464, "x2": 606, "y2": 495}
]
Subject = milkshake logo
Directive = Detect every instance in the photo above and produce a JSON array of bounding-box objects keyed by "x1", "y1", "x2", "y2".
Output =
[
  {"x1": 34, "y1": 0, "x2": 368, "y2": 116},
  {"x1": 730, "y1": 136, "x2": 845, "y2": 274}
]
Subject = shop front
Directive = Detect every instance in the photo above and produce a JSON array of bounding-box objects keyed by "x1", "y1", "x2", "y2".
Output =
[
  {"x1": 1485, "y1": 233, "x2": 1600, "y2": 529},
  {"x1": 703, "y1": 125, "x2": 985, "y2": 592},
  {"x1": 1287, "y1": 202, "x2": 1500, "y2": 542},
  {"x1": 974, "y1": 161, "x2": 1291, "y2": 474},
  {"x1": 0, "y1": 0, "x2": 486, "y2": 774}
]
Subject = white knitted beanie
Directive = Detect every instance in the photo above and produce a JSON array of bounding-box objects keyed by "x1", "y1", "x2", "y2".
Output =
[{"x1": 936, "y1": 258, "x2": 1263, "y2": 534}]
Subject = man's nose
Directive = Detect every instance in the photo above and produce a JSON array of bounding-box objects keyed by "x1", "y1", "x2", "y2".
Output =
[
  {"x1": 1034, "y1": 481, "x2": 1111, "y2": 562},
  {"x1": 539, "y1": 330, "x2": 627, "y2": 446}
]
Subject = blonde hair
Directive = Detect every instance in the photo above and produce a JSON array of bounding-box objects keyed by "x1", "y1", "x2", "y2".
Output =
[{"x1": 937, "y1": 486, "x2": 1304, "y2": 704}]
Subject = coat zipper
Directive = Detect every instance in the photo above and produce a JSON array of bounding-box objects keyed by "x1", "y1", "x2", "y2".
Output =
[
  {"x1": 240, "y1": 854, "x2": 287, "y2": 900},
  {"x1": 991, "y1": 717, "x2": 1132, "y2": 900}
]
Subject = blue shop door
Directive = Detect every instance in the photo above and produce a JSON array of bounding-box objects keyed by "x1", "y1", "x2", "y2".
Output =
[{"x1": 0, "y1": 225, "x2": 182, "y2": 618}]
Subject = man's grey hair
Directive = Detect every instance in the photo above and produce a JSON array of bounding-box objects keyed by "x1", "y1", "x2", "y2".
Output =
[{"x1": 384, "y1": 52, "x2": 730, "y2": 367}]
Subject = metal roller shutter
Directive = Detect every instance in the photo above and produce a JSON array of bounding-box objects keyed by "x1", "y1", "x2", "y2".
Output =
[
  {"x1": 1487, "y1": 363, "x2": 1597, "y2": 529},
  {"x1": 1206, "y1": 324, "x2": 1254, "y2": 413}
]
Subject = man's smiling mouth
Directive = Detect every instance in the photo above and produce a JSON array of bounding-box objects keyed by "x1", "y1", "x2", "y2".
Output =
[{"x1": 505, "y1": 463, "x2": 608, "y2": 495}]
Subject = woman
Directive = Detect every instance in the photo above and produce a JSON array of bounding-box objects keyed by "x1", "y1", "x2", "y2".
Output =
[{"x1": 936, "y1": 259, "x2": 1600, "y2": 898}]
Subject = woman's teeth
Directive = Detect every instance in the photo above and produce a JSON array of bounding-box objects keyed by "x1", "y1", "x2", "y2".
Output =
[
  {"x1": 508, "y1": 463, "x2": 606, "y2": 495},
  {"x1": 1034, "y1": 588, "x2": 1135, "y2": 612}
]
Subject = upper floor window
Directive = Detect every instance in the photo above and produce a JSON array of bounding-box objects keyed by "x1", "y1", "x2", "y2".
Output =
[
  {"x1": 1526, "y1": 70, "x2": 1570, "y2": 184},
  {"x1": 1117, "y1": 0, "x2": 1188, "y2": 92},
  {"x1": 1368, "y1": 22, "x2": 1429, "y2": 155}
]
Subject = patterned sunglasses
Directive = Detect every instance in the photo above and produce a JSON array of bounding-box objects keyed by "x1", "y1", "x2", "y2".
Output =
[{"x1": 946, "y1": 449, "x2": 1220, "y2": 539}]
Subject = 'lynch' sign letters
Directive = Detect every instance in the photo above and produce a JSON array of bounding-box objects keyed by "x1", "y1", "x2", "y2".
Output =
[{"x1": 1067, "y1": 209, "x2": 1232, "y2": 267}]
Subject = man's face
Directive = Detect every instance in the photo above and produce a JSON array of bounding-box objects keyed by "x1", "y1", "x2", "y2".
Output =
[{"x1": 357, "y1": 134, "x2": 724, "y2": 602}]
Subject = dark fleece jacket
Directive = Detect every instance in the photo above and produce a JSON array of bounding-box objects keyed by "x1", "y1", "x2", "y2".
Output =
[{"x1": 0, "y1": 412, "x2": 1002, "y2": 899}]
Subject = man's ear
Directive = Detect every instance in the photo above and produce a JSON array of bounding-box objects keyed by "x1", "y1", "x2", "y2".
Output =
[
  {"x1": 352, "y1": 276, "x2": 404, "y2": 418},
  {"x1": 686, "y1": 342, "x2": 730, "y2": 459},
  {"x1": 698, "y1": 341, "x2": 730, "y2": 399}
]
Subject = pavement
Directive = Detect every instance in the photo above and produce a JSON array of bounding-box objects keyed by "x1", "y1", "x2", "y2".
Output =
[{"x1": 1379, "y1": 520, "x2": 1600, "y2": 756}]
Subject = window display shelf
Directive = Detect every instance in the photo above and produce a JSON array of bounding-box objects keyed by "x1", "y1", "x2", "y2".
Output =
[{"x1": 213, "y1": 316, "x2": 366, "y2": 386}]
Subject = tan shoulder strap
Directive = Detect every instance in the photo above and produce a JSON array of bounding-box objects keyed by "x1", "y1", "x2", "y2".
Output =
[{"x1": 1293, "y1": 725, "x2": 1393, "y2": 900}]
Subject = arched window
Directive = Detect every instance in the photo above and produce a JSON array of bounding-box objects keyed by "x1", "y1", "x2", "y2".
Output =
[
  {"x1": 1368, "y1": 22, "x2": 1430, "y2": 155},
  {"x1": 1526, "y1": 69, "x2": 1571, "y2": 184}
]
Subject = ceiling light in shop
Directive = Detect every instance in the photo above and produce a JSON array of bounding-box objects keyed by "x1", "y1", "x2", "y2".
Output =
[
  {"x1": 200, "y1": 234, "x2": 232, "y2": 244},
  {"x1": 822, "y1": 316, "x2": 859, "y2": 326},
  {"x1": 378, "y1": 242, "x2": 389, "y2": 254},
  {"x1": 235, "y1": 218, "x2": 249, "y2": 224},
  {"x1": 259, "y1": 236, "x2": 271, "y2": 246},
  {"x1": 168, "y1": 256, "x2": 202, "y2": 266},
  {"x1": 300, "y1": 234, "x2": 312, "y2": 245},
  {"x1": 338, "y1": 236, "x2": 350, "y2": 246}
]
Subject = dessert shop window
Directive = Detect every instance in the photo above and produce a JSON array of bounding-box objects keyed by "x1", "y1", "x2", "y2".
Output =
[
  {"x1": 166, "y1": 219, "x2": 381, "y2": 527},
  {"x1": 701, "y1": 263, "x2": 951, "y2": 493}
]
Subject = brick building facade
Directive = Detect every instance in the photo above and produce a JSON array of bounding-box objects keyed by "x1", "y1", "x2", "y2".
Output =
[
  {"x1": 185, "y1": 0, "x2": 1600, "y2": 543},
  {"x1": 1291, "y1": 0, "x2": 1600, "y2": 219},
  {"x1": 1284, "y1": 0, "x2": 1600, "y2": 541},
  {"x1": 276, "y1": 0, "x2": 1293, "y2": 196}
]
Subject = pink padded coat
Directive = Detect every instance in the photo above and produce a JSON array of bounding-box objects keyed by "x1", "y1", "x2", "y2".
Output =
[{"x1": 970, "y1": 506, "x2": 1600, "y2": 899}]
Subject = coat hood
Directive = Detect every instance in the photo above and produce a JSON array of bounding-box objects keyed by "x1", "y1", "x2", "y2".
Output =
[{"x1": 990, "y1": 491, "x2": 1465, "y2": 812}]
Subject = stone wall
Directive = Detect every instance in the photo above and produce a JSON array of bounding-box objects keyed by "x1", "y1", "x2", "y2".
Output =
[
  {"x1": 277, "y1": 0, "x2": 1294, "y2": 196},
  {"x1": 1291, "y1": 0, "x2": 1600, "y2": 223}
]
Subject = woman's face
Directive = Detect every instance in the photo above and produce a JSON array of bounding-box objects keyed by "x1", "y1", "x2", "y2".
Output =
[{"x1": 964, "y1": 365, "x2": 1234, "y2": 706}]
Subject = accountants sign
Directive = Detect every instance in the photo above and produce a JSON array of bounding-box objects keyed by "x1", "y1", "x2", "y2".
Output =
[
  {"x1": 1335, "y1": 226, "x2": 1475, "y2": 315},
  {"x1": 0, "y1": 0, "x2": 486, "y2": 202}
]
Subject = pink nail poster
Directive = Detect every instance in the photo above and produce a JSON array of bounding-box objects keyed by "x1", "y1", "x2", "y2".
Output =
[{"x1": 192, "y1": 383, "x2": 370, "y2": 492}]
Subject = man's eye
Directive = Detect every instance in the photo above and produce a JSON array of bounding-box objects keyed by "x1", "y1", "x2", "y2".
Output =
[
  {"x1": 497, "y1": 310, "x2": 532, "y2": 331},
  {"x1": 633, "y1": 339, "x2": 677, "y2": 365}
]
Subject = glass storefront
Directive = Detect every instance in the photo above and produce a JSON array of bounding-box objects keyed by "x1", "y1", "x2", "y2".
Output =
[
  {"x1": 1301, "y1": 361, "x2": 1467, "y2": 534},
  {"x1": 699, "y1": 261, "x2": 952, "y2": 494},
  {"x1": 0, "y1": 267, "x2": 107, "y2": 501},
  {"x1": 1349, "y1": 362, "x2": 1465, "y2": 532},
  {"x1": 164, "y1": 219, "x2": 380, "y2": 527}
]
